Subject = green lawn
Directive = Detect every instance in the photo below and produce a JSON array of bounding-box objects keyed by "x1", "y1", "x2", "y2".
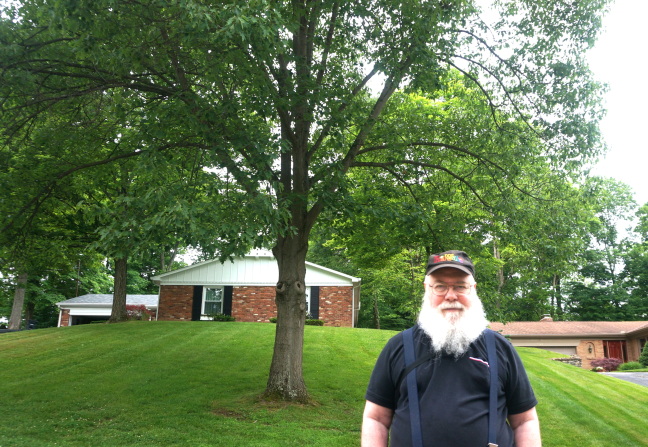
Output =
[{"x1": 0, "y1": 322, "x2": 646, "y2": 446}]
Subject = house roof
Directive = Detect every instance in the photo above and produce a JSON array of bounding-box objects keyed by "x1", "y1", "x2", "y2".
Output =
[
  {"x1": 628, "y1": 322, "x2": 648, "y2": 336},
  {"x1": 151, "y1": 253, "x2": 361, "y2": 287},
  {"x1": 57, "y1": 294, "x2": 159, "y2": 308},
  {"x1": 489, "y1": 321, "x2": 648, "y2": 338}
]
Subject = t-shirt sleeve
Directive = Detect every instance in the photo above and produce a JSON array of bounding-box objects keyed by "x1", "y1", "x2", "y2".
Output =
[
  {"x1": 501, "y1": 336, "x2": 538, "y2": 415},
  {"x1": 365, "y1": 334, "x2": 403, "y2": 410}
]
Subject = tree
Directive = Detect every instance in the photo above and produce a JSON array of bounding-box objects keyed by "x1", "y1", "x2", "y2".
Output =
[
  {"x1": 639, "y1": 341, "x2": 648, "y2": 367},
  {"x1": 621, "y1": 204, "x2": 648, "y2": 320},
  {"x1": 1, "y1": 0, "x2": 609, "y2": 401},
  {"x1": 564, "y1": 177, "x2": 636, "y2": 320}
]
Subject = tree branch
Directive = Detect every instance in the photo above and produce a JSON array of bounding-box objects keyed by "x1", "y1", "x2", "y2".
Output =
[
  {"x1": 1, "y1": 143, "x2": 203, "y2": 235},
  {"x1": 350, "y1": 160, "x2": 489, "y2": 207}
]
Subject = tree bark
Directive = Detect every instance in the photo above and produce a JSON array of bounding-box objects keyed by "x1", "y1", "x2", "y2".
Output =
[
  {"x1": 373, "y1": 295, "x2": 381, "y2": 330},
  {"x1": 553, "y1": 273, "x2": 563, "y2": 319},
  {"x1": 109, "y1": 257, "x2": 129, "y2": 323},
  {"x1": 264, "y1": 235, "x2": 309, "y2": 402},
  {"x1": 8, "y1": 272, "x2": 28, "y2": 330}
]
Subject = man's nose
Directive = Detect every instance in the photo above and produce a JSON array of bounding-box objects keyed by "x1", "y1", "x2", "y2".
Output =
[{"x1": 444, "y1": 287, "x2": 458, "y2": 300}]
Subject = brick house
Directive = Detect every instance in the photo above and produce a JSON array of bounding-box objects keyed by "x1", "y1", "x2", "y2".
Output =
[
  {"x1": 57, "y1": 294, "x2": 158, "y2": 326},
  {"x1": 489, "y1": 317, "x2": 648, "y2": 369},
  {"x1": 152, "y1": 252, "x2": 361, "y2": 327}
]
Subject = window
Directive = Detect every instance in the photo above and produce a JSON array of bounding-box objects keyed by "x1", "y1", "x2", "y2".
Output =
[{"x1": 203, "y1": 287, "x2": 224, "y2": 315}]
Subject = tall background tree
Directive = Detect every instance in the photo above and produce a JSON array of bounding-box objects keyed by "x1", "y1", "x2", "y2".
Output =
[{"x1": 1, "y1": 0, "x2": 610, "y2": 400}]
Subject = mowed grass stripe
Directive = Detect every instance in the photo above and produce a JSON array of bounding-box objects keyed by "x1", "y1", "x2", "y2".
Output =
[{"x1": 0, "y1": 322, "x2": 646, "y2": 446}]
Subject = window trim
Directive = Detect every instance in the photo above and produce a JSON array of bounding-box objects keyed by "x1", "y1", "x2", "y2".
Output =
[{"x1": 202, "y1": 286, "x2": 224, "y2": 317}]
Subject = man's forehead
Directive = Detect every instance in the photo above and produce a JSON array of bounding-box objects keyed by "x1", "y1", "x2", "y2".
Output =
[{"x1": 428, "y1": 267, "x2": 473, "y2": 280}]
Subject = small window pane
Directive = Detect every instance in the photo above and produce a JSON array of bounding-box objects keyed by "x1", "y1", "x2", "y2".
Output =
[
  {"x1": 204, "y1": 301, "x2": 221, "y2": 314},
  {"x1": 206, "y1": 288, "x2": 223, "y2": 302},
  {"x1": 204, "y1": 287, "x2": 223, "y2": 314}
]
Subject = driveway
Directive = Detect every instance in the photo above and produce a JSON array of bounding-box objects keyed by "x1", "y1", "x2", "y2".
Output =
[{"x1": 602, "y1": 372, "x2": 648, "y2": 387}]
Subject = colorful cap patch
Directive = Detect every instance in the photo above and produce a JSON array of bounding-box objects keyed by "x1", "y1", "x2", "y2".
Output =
[{"x1": 425, "y1": 250, "x2": 475, "y2": 277}]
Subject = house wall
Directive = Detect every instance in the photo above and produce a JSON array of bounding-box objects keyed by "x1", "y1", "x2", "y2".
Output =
[
  {"x1": 626, "y1": 338, "x2": 644, "y2": 363},
  {"x1": 158, "y1": 285, "x2": 194, "y2": 321},
  {"x1": 157, "y1": 284, "x2": 354, "y2": 327},
  {"x1": 60, "y1": 309, "x2": 70, "y2": 327},
  {"x1": 233, "y1": 286, "x2": 276, "y2": 323},
  {"x1": 576, "y1": 340, "x2": 604, "y2": 370},
  {"x1": 318, "y1": 286, "x2": 353, "y2": 327}
]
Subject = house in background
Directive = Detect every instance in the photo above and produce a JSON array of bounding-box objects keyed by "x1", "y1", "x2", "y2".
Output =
[
  {"x1": 490, "y1": 316, "x2": 648, "y2": 369},
  {"x1": 152, "y1": 252, "x2": 361, "y2": 327},
  {"x1": 56, "y1": 294, "x2": 158, "y2": 326}
]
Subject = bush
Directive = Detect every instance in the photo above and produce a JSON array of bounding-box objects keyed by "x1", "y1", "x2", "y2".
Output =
[
  {"x1": 639, "y1": 343, "x2": 648, "y2": 367},
  {"x1": 618, "y1": 361, "x2": 643, "y2": 371},
  {"x1": 590, "y1": 358, "x2": 623, "y2": 372},
  {"x1": 268, "y1": 317, "x2": 324, "y2": 326},
  {"x1": 126, "y1": 305, "x2": 154, "y2": 321},
  {"x1": 208, "y1": 313, "x2": 236, "y2": 322},
  {"x1": 305, "y1": 319, "x2": 324, "y2": 326}
]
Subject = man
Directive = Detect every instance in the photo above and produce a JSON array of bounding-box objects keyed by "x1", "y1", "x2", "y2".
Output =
[{"x1": 362, "y1": 250, "x2": 541, "y2": 447}]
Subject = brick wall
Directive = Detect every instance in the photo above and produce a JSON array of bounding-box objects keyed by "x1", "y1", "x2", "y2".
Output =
[
  {"x1": 157, "y1": 284, "x2": 354, "y2": 327},
  {"x1": 158, "y1": 285, "x2": 194, "y2": 321},
  {"x1": 232, "y1": 286, "x2": 277, "y2": 323},
  {"x1": 60, "y1": 309, "x2": 70, "y2": 327},
  {"x1": 318, "y1": 286, "x2": 353, "y2": 327},
  {"x1": 576, "y1": 340, "x2": 604, "y2": 369}
]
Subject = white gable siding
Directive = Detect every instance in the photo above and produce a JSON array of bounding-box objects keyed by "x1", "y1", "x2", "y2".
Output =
[{"x1": 152, "y1": 255, "x2": 359, "y2": 287}]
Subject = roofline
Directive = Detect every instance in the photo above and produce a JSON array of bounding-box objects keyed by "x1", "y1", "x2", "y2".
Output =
[
  {"x1": 627, "y1": 324, "x2": 648, "y2": 336},
  {"x1": 495, "y1": 333, "x2": 631, "y2": 339},
  {"x1": 151, "y1": 254, "x2": 361, "y2": 283},
  {"x1": 57, "y1": 303, "x2": 158, "y2": 309},
  {"x1": 305, "y1": 260, "x2": 361, "y2": 282}
]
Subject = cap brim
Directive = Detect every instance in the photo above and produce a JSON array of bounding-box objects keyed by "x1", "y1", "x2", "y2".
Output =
[{"x1": 426, "y1": 264, "x2": 473, "y2": 277}]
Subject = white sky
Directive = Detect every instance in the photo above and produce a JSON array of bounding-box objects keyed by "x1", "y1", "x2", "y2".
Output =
[{"x1": 588, "y1": 0, "x2": 648, "y2": 207}]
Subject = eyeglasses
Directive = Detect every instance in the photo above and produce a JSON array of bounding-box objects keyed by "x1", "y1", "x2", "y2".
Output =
[{"x1": 429, "y1": 283, "x2": 474, "y2": 296}]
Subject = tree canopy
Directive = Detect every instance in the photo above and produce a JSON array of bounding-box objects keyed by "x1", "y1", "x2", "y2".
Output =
[{"x1": 1, "y1": 0, "x2": 613, "y2": 400}]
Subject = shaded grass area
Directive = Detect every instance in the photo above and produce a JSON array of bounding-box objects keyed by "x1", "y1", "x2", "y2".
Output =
[{"x1": 0, "y1": 322, "x2": 646, "y2": 446}]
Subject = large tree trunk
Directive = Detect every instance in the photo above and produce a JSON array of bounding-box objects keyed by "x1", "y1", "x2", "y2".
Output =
[
  {"x1": 109, "y1": 257, "x2": 129, "y2": 323},
  {"x1": 8, "y1": 272, "x2": 28, "y2": 330},
  {"x1": 264, "y1": 235, "x2": 309, "y2": 402}
]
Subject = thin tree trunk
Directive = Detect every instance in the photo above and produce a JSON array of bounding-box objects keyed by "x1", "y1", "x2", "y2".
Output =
[
  {"x1": 8, "y1": 272, "x2": 28, "y2": 330},
  {"x1": 109, "y1": 257, "x2": 129, "y2": 323},
  {"x1": 493, "y1": 242, "x2": 505, "y2": 295},
  {"x1": 373, "y1": 294, "x2": 381, "y2": 330},
  {"x1": 264, "y1": 236, "x2": 309, "y2": 402},
  {"x1": 554, "y1": 273, "x2": 563, "y2": 319}
]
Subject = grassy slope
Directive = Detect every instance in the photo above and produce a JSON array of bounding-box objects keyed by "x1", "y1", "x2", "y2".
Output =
[{"x1": 0, "y1": 322, "x2": 646, "y2": 447}]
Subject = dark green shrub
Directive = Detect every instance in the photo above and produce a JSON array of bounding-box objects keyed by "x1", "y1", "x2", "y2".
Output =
[
  {"x1": 639, "y1": 343, "x2": 648, "y2": 367},
  {"x1": 305, "y1": 319, "x2": 324, "y2": 326},
  {"x1": 618, "y1": 361, "x2": 643, "y2": 371},
  {"x1": 269, "y1": 317, "x2": 323, "y2": 325},
  {"x1": 208, "y1": 313, "x2": 236, "y2": 322}
]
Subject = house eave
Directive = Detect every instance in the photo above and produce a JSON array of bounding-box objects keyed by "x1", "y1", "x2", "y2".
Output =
[{"x1": 500, "y1": 333, "x2": 630, "y2": 339}]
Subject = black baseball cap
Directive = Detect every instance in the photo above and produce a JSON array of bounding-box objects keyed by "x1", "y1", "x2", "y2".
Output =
[{"x1": 425, "y1": 250, "x2": 475, "y2": 277}]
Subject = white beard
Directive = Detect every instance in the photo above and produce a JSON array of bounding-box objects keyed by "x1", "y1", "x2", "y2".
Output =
[{"x1": 417, "y1": 291, "x2": 489, "y2": 358}]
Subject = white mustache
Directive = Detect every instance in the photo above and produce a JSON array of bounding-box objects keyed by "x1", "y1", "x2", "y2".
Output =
[{"x1": 439, "y1": 302, "x2": 464, "y2": 310}]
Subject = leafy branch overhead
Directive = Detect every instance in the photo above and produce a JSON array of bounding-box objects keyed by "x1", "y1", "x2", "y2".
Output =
[{"x1": 0, "y1": 0, "x2": 612, "y2": 400}]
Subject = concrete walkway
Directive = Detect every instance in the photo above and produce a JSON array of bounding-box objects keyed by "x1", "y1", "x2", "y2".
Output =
[{"x1": 602, "y1": 372, "x2": 648, "y2": 387}]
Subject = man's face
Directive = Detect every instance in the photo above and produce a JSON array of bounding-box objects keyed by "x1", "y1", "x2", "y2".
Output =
[{"x1": 424, "y1": 268, "x2": 476, "y2": 321}]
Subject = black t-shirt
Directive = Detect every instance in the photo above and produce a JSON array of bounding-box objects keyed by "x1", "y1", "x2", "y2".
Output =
[{"x1": 365, "y1": 325, "x2": 538, "y2": 447}]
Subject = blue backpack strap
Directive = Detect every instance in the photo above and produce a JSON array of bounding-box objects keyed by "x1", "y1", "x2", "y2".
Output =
[
  {"x1": 485, "y1": 329, "x2": 499, "y2": 447},
  {"x1": 402, "y1": 327, "x2": 424, "y2": 447}
]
